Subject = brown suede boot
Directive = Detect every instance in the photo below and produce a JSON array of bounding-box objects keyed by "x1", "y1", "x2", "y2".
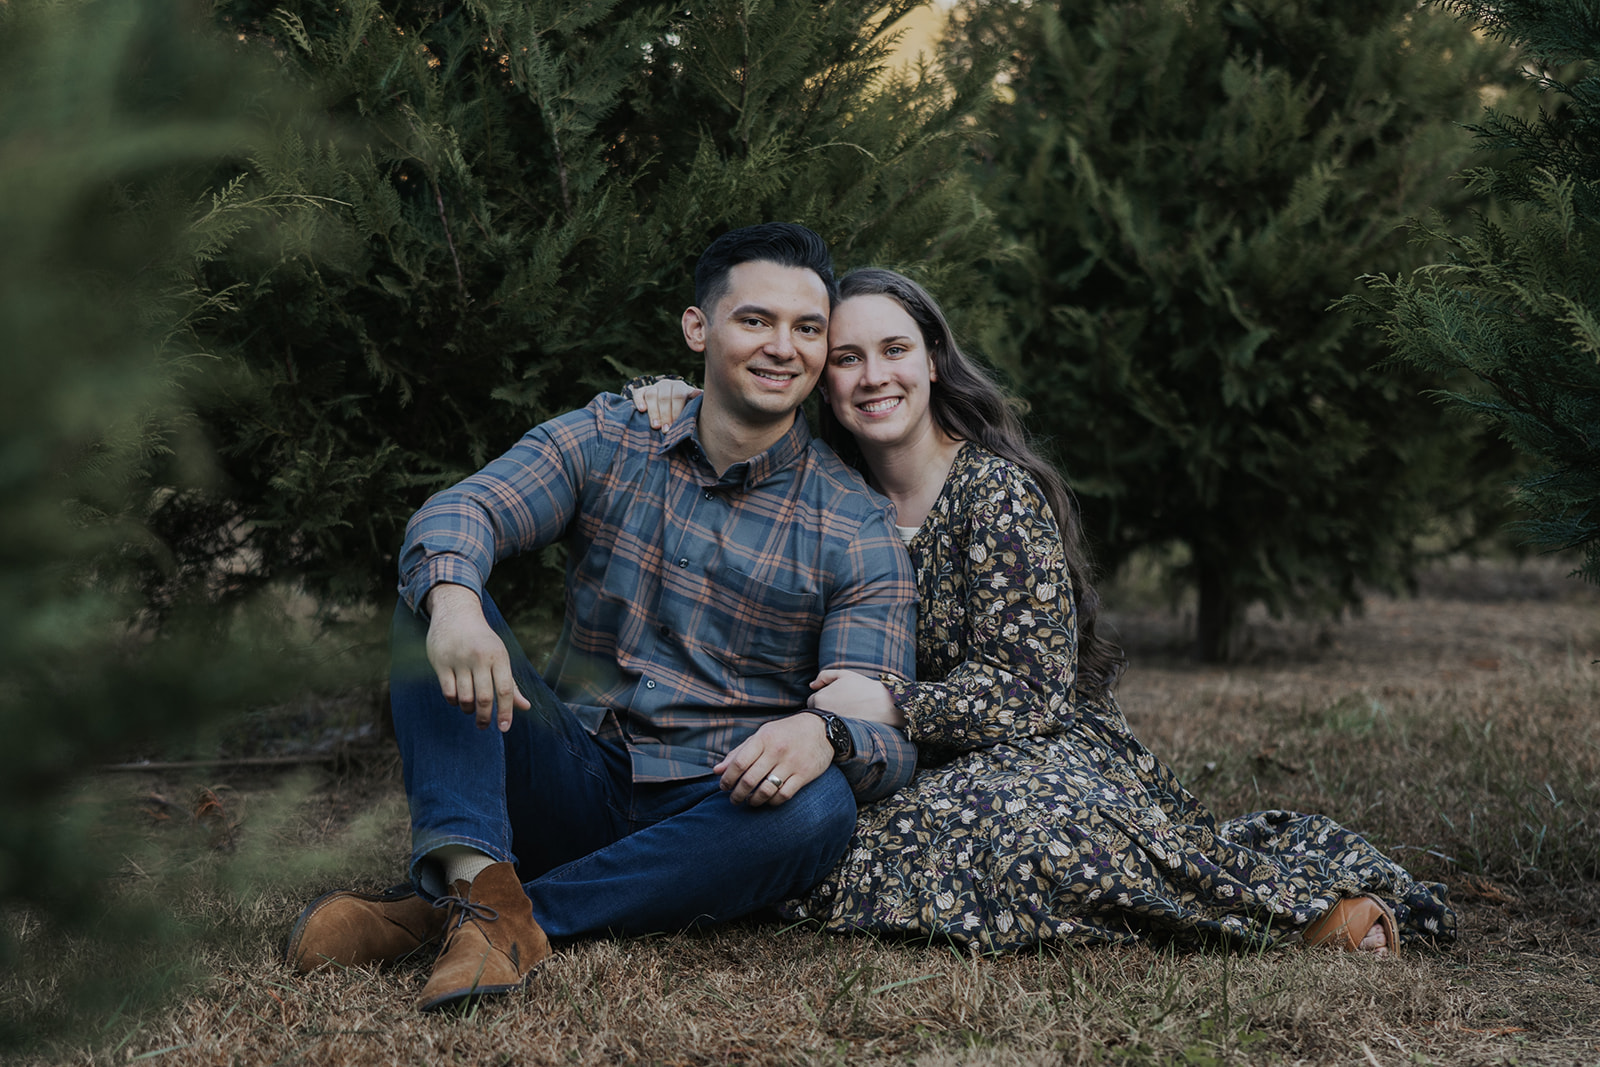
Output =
[
  {"x1": 286, "y1": 885, "x2": 448, "y2": 973},
  {"x1": 417, "y1": 861, "x2": 550, "y2": 1012}
]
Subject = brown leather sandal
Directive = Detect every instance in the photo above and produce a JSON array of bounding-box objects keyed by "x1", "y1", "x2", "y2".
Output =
[{"x1": 1303, "y1": 894, "x2": 1399, "y2": 956}]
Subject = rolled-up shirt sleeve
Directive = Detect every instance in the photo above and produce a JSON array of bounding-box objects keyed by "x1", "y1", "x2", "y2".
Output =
[
  {"x1": 838, "y1": 718, "x2": 917, "y2": 802},
  {"x1": 397, "y1": 406, "x2": 597, "y2": 614}
]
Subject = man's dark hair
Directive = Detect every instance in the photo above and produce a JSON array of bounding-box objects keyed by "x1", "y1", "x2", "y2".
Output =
[{"x1": 693, "y1": 222, "x2": 838, "y2": 312}]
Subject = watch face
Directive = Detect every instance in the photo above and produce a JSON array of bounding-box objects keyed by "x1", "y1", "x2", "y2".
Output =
[{"x1": 826, "y1": 714, "x2": 851, "y2": 758}]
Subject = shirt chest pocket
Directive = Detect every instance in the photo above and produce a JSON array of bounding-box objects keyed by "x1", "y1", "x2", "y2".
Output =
[{"x1": 695, "y1": 570, "x2": 820, "y2": 680}]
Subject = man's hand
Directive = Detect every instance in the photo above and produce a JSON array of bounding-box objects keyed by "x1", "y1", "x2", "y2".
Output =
[
  {"x1": 808, "y1": 669, "x2": 903, "y2": 727},
  {"x1": 714, "y1": 713, "x2": 833, "y2": 807},
  {"x1": 426, "y1": 583, "x2": 532, "y2": 732}
]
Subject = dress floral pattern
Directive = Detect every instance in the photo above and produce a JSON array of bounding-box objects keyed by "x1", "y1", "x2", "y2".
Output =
[{"x1": 779, "y1": 444, "x2": 1456, "y2": 952}]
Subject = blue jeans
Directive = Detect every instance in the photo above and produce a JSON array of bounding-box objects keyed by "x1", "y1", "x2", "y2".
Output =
[{"x1": 389, "y1": 595, "x2": 857, "y2": 939}]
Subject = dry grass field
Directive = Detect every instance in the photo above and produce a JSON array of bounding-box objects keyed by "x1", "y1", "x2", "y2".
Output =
[{"x1": 6, "y1": 558, "x2": 1598, "y2": 1066}]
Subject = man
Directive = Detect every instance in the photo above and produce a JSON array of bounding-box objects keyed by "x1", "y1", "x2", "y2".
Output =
[{"x1": 285, "y1": 223, "x2": 917, "y2": 1011}]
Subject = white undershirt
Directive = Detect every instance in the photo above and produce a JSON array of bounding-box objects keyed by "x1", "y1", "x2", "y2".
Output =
[{"x1": 895, "y1": 524, "x2": 921, "y2": 546}]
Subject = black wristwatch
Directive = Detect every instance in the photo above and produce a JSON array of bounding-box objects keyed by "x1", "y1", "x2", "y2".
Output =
[{"x1": 806, "y1": 710, "x2": 854, "y2": 762}]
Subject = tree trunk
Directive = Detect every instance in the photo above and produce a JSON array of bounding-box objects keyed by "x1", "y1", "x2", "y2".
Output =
[{"x1": 1194, "y1": 553, "x2": 1240, "y2": 663}]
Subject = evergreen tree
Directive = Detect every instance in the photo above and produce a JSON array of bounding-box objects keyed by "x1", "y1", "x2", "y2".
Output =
[
  {"x1": 178, "y1": 0, "x2": 999, "y2": 621},
  {"x1": 1356, "y1": 0, "x2": 1600, "y2": 585},
  {"x1": 0, "y1": 0, "x2": 308, "y2": 1044},
  {"x1": 953, "y1": 0, "x2": 1519, "y2": 659}
]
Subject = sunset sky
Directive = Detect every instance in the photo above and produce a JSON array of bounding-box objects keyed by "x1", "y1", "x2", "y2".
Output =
[{"x1": 890, "y1": 0, "x2": 956, "y2": 66}]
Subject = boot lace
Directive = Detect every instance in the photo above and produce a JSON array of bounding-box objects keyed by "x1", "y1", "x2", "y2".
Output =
[{"x1": 432, "y1": 893, "x2": 500, "y2": 932}]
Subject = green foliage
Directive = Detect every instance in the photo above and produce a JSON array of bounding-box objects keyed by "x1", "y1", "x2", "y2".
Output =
[
  {"x1": 954, "y1": 0, "x2": 1521, "y2": 659},
  {"x1": 182, "y1": 0, "x2": 1000, "y2": 621},
  {"x1": 0, "y1": 0, "x2": 317, "y2": 1046},
  {"x1": 1355, "y1": 0, "x2": 1600, "y2": 585}
]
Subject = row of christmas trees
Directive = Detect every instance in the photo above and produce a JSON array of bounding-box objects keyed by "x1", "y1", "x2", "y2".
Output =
[{"x1": 164, "y1": 0, "x2": 1598, "y2": 660}]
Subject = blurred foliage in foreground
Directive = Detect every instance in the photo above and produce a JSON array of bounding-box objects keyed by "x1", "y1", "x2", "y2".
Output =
[{"x1": 0, "y1": 0, "x2": 337, "y2": 1047}]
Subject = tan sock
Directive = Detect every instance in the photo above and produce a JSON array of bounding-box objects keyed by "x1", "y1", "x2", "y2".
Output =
[{"x1": 431, "y1": 844, "x2": 496, "y2": 890}]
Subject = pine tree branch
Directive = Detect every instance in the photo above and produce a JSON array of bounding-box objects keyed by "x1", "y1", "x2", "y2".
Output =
[
  {"x1": 549, "y1": 123, "x2": 573, "y2": 217},
  {"x1": 432, "y1": 178, "x2": 468, "y2": 305},
  {"x1": 740, "y1": 6, "x2": 751, "y2": 153},
  {"x1": 102, "y1": 755, "x2": 347, "y2": 772}
]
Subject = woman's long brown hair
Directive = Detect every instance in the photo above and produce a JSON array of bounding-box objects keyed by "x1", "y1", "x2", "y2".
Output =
[{"x1": 820, "y1": 268, "x2": 1125, "y2": 693}]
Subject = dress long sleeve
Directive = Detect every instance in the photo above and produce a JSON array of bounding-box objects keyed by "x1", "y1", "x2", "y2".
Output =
[{"x1": 883, "y1": 449, "x2": 1078, "y2": 752}]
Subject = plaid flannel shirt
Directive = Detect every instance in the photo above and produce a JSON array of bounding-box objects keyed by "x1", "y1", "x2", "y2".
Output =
[{"x1": 398, "y1": 392, "x2": 918, "y2": 801}]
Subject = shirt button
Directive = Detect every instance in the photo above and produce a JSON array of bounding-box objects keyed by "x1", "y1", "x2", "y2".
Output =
[
  {"x1": 703, "y1": 491, "x2": 713, "y2": 500},
  {"x1": 677, "y1": 557, "x2": 689, "y2": 567},
  {"x1": 659, "y1": 625, "x2": 671, "y2": 637},
  {"x1": 645, "y1": 680, "x2": 656, "y2": 689}
]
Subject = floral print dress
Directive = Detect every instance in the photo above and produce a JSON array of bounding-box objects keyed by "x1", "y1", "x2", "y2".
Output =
[{"x1": 779, "y1": 443, "x2": 1456, "y2": 952}]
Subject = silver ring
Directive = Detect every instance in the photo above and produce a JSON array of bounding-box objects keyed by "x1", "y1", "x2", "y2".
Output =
[{"x1": 766, "y1": 774, "x2": 786, "y2": 788}]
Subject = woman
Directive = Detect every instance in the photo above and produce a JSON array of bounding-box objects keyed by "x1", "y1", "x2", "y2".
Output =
[{"x1": 631, "y1": 268, "x2": 1454, "y2": 954}]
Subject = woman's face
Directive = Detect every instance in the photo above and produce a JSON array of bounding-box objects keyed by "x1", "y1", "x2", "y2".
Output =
[{"x1": 823, "y1": 293, "x2": 937, "y2": 449}]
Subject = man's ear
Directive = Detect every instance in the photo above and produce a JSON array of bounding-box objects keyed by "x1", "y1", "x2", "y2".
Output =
[{"x1": 682, "y1": 306, "x2": 708, "y2": 352}]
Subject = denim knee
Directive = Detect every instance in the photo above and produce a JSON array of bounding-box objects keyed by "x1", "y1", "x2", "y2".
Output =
[{"x1": 771, "y1": 767, "x2": 857, "y2": 883}]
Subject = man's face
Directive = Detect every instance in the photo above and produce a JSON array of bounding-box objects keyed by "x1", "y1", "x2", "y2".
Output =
[{"x1": 682, "y1": 260, "x2": 830, "y2": 435}]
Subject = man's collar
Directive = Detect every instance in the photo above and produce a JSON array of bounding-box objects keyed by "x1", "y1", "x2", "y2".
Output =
[{"x1": 659, "y1": 397, "x2": 813, "y2": 490}]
